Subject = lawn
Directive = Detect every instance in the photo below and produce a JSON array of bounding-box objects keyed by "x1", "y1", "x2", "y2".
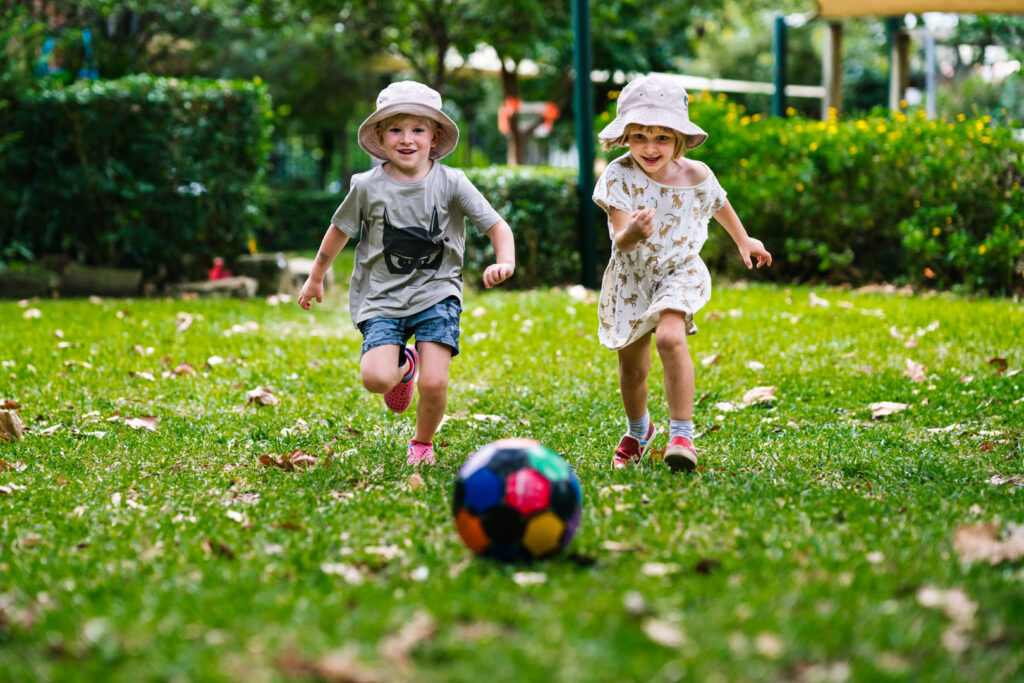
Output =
[{"x1": 2, "y1": 271, "x2": 1023, "y2": 682}]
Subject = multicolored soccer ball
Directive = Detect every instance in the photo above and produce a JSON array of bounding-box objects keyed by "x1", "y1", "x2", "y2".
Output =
[{"x1": 453, "y1": 438, "x2": 583, "y2": 562}]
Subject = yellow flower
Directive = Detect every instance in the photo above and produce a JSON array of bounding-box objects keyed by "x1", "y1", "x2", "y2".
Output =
[
  {"x1": 848, "y1": 145, "x2": 858, "y2": 154},
  {"x1": 827, "y1": 125, "x2": 839, "y2": 135},
  {"x1": 740, "y1": 158, "x2": 748, "y2": 167},
  {"x1": 751, "y1": 113, "x2": 762, "y2": 123},
  {"x1": 786, "y1": 107, "x2": 796, "y2": 116},
  {"x1": 809, "y1": 142, "x2": 819, "y2": 151},
  {"x1": 951, "y1": 181, "x2": 958, "y2": 190},
  {"x1": 957, "y1": 113, "x2": 966, "y2": 122},
  {"x1": 932, "y1": 227, "x2": 941, "y2": 236},
  {"x1": 914, "y1": 200, "x2": 921, "y2": 208},
  {"x1": 740, "y1": 116, "x2": 751, "y2": 126},
  {"x1": 253, "y1": 76, "x2": 263, "y2": 85},
  {"x1": 978, "y1": 245, "x2": 987, "y2": 255},
  {"x1": 875, "y1": 124, "x2": 887, "y2": 134},
  {"x1": 796, "y1": 183, "x2": 804, "y2": 192}
]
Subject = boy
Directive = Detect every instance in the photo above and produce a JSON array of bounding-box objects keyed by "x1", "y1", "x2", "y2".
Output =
[{"x1": 297, "y1": 80, "x2": 515, "y2": 465}]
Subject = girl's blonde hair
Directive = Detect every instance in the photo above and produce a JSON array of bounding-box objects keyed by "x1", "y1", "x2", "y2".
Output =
[{"x1": 601, "y1": 124, "x2": 691, "y2": 159}]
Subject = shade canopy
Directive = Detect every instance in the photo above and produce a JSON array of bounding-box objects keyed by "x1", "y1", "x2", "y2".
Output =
[{"x1": 816, "y1": 0, "x2": 1024, "y2": 17}]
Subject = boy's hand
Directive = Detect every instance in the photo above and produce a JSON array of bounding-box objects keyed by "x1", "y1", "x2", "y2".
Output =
[
  {"x1": 482, "y1": 263, "x2": 514, "y2": 289},
  {"x1": 297, "y1": 278, "x2": 324, "y2": 310},
  {"x1": 738, "y1": 237, "x2": 772, "y2": 269}
]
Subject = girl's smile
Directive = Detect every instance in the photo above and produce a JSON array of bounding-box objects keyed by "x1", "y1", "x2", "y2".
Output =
[{"x1": 627, "y1": 126, "x2": 678, "y2": 182}]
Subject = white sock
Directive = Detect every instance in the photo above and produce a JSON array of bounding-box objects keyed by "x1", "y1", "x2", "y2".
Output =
[
  {"x1": 627, "y1": 412, "x2": 651, "y2": 442},
  {"x1": 669, "y1": 419, "x2": 693, "y2": 441}
]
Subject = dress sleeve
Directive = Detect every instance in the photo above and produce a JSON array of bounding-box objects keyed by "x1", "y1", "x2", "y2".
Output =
[
  {"x1": 592, "y1": 162, "x2": 633, "y2": 214},
  {"x1": 698, "y1": 168, "x2": 728, "y2": 217},
  {"x1": 330, "y1": 175, "x2": 364, "y2": 239}
]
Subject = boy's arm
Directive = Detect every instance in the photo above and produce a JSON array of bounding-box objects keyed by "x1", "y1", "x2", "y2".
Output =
[
  {"x1": 297, "y1": 225, "x2": 350, "y2": 310},
  {"x1": 482, "y1": 219, "x2": 515, "y2": 289},
  {"x1": 713, "y1": 201, "x2": 772, "y2": 269}
]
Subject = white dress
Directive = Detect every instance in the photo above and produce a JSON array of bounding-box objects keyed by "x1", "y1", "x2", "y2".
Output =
[{"x1": 592, "y1": 154, "x2": 727, "y2": 350}]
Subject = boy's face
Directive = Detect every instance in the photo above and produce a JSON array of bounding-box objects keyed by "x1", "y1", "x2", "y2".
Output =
[
  {"x1": 376, "y1": 115, "x2": 439, "y2": 175},
  {"x1": 626, "y1": 125, "x2": 679, "y2": 177}
]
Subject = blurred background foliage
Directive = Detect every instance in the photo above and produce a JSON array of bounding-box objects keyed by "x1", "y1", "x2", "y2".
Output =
[{"x1": 1, "y1": 0, "x2": 1022, "y2": 292}]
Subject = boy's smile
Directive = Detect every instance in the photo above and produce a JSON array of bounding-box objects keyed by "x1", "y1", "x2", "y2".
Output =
[{"x1": 377, "y1": 115, "x2": 439, "y2": 181}]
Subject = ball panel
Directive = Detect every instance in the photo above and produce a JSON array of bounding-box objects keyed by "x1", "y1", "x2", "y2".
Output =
[
  {"x1": 457, "y1": 441, "x2": 501, "y2": 479},
  {"x1": 462, "y1": 467, "x2": 505, "y2": 514},
  {"x1": 559, "y1": 505, "x2": 582, "y2": 550},
  {"x1": 504, "y1": 468, "x2": 551, "y2": 516},
  {"x1": 522, "y1": 511, "x2": 565, "y2": 558},
  {"x1": 549, "y1": 478, "x2": 581, "y2": 520},
  {"x1": 485, "y1": 448, "x2": 530, "y2": 478},
  {"x1": 526, "y1": 446, "x2": 571, "y2": 482},
  {"x1": 481, "y1": 504, "x2": 526, "y2": 545},
  {"x1": 455, "y1": 509, "x2": 490, "y2": 554}
]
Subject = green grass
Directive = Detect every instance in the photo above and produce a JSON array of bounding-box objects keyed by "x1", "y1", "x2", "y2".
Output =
[{"x1": 2, "y1": 273, "x2": 1023, "y2": 681}]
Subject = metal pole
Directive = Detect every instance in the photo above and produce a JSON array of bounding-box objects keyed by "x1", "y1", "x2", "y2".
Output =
[
  {"x1": 772, "y1": 15, "x2": 787, "y2": 117},
  {"x1": 572, "y1": 0, "x2": 596, "y2": 288},
  {"x1": 924, "y1": 28, "x2": 937, "y2": 119}
]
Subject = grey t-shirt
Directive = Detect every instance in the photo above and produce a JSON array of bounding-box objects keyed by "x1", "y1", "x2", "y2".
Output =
[{"x1": 331, "y1": 163, "x2": 501, "y2": 326}]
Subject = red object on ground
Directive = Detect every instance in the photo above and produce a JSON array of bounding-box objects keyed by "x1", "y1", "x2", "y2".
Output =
[{"x1": 208, "y1": 257, "x2": 231, "y2": 281}]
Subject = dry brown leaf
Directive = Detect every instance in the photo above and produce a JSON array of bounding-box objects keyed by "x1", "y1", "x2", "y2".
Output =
[
  {"x1": 279, "y1": 649, "x2": 381, "y2": 683},
  {"x1": 643, "y1": 619, "x2": 686, "y2": 648},
  {"x1": 904, "y1": 336, "x2": 919, "y2": 349},
  {"x1": 700, "y1": 353, "x2": 722, "y2": 367},
  {"x1": 988, "y1": 474, "x2": 1024, "y2": 488},
  {"x1": 868, "y1": 402, "x2": 909, "y2": 419},
  {"x1": 246, "y1": 386, "x2": 280, "y2": 407},
  {"x1": 0, "y1": 458, "x2": 26, "y2": 472},
  {"x1": 953, "y1": 522, "x2": 1024, "y2": 565},
  {"x1": 172, "y1": 362, "x2": 196, "y2": 376},
  {"x1": 175, "y1": 312, "x2": 194, "y2": 332},
  {"x1": 259, "y1": 453, "x2": 295, "y2": 471},
  {"x1": 989, "y1": 357, "x2": 1008, "y2": 376},
  {"x1": 408, "y1": 472, "x2": 426, "y2": 490},
  {"x1": 809, "y1": 292, "x2": 830, "y2": 308},
  {"x1": 125, "y1": 416, "x2": 159, "y2": 432},
  {"x1": 379, "y1": 611, "x2": 437, "y2": 671},
  {"x1": 741, "y1": 386, "x2": 777, "y2": 406},
  {"x1": 0, "y1": 410, "x2": 25, "y2": 442},
  {"x1": 904, "y1": 359, "x2": 928, "y2": 384},
  {"x1": 1, "y1": 399, "x2": 20, "y2": 410}
]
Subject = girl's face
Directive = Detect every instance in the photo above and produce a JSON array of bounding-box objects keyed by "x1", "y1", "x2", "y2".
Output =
[
  {"x1": 626, "y1": 125, "x2": 679, "y2": 178},
  {"x1": 377, "y1": 115, "x2": 439, "y2": 177}
]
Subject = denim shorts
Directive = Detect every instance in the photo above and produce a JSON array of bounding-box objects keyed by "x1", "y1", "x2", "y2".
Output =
[{"x1": 358, "y1": 295, "x2": 462, "y2": 358}]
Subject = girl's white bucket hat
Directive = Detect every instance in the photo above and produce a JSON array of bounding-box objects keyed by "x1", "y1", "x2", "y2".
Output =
[
  {"x1": 357, "y1": 81, "x2": 459, "y2": 160},
  {"x1": 598, "y1": 74, "x2": 708, "y2": 150}
]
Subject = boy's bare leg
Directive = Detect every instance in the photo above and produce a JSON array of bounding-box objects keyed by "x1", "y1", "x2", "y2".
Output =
[
  {"x1": 360, "y1": 344, "x2": 408, "y2": 394},
  {"x1": 655, "y1": 310, "x2": 694, "y2": 422},
  {"x1": 617, "y1": 332, "x2": 652, "y2": 420},
  {"x1": 413, "y1": 341, "x2": 451, "y2": 444}
]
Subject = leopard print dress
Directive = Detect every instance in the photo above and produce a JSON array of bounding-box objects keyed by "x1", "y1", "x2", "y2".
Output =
[{"x1": 592, "y1": 153, "x2": 727, "y2": 350}]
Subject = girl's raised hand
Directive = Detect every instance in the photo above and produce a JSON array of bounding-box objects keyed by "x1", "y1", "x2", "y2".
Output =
[
  {"x1": 738, "y1": 237, "x2": 772, "y2": 269},
  {"x1": 627, "y1": 207, "x2": 656, "y2": 241}
]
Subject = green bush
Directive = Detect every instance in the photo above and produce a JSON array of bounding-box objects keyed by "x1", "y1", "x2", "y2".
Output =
[
  {"x1": 259, "y1": 189, "x2": 343, "y2": 252},
  {"x1": 597, "y1": 93, "x2": 1024, "y2": 294},
  {"x1": 465, "y1": 166, "x2": 596, "y2": 288},
  {"x1": 0, "y1": 74, "x2": 272, "y2": 282}
]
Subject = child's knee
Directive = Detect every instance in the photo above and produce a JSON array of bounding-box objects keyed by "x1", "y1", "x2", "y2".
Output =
[
  {"x1": 361, "y1": 368, "x2": 396, "y2": 394},
  {"x1": 655, "y1": 329, "x2": 689, "y2": 356},
  {"x1": 619, "y1": 365, "x2": 648, "y2": 387},
  {"x1": 417, "y1": 372, "x2": 448, "y2": 397}
]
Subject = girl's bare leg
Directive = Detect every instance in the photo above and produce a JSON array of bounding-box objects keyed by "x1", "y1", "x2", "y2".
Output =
[
  {"x1": 617, "y1": 332, "x2": 653, "y2": 420},
  {"x1": 654, "y1": 310, "x2": 694, "y2": 421}
]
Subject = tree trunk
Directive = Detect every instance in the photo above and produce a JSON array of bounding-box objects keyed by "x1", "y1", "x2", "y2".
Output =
[
  {"x1": 500, "y1": 64, "x2": 525, "y2": 165},
  {"x1": 319, "y1": 129, "x2": 335, "y2": 190}
]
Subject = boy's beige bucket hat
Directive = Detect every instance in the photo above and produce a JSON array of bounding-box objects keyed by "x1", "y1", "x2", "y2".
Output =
[
  {"x1": 357, "y1": 81, "x2": 459, "y2": 160},
  {"x1": 598, "y1": 74, "x2": 708, "y2": 150}
]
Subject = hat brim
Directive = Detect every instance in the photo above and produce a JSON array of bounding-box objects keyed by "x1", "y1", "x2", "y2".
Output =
[
  {"x1": 357, "y1": 104, "x2": 459, "y2": 160},
  {"x1": 598, "y1": 108, "x2": 708, "y2": 150}
]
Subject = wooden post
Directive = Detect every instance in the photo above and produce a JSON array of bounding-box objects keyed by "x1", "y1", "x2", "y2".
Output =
[
  {"x1": 888, "y1": 22, "x2": 910, "y2": 110},
  {"x1": 822, "y1": 21, "x2": 843, "y2": 119}
]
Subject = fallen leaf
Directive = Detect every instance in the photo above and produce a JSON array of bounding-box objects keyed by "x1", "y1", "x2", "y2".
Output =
[
  {"x1": 904, "y1": 359, "x2": 928, "y2": 384},
  {"x1": 641, "y1": 562, "x2": 679, "y2": 577},
  {"x1": 0, "y1": 410, "x2": 25, "y2": 442},
  {"x1": 278, "y1": 649, "x2": 379, "y2": 683},
  {"x1": 172, "y1": 362, "x2": 196, "y2": 376},
  {"x1": 915, "y1": 586, "x2": 977, "y2": 653},
  {"x1": 125, "y1": 416, "x2": 159, "y2": 432},
  {"x1": 700, "y1": 353, "x2": 722, "y2": 367},
  {"x1": 175, "y1": 312, "x2": 194, "y2": 332},
  {"x1": 379, "y1": 611, "x2": 437, "y2": 670},
  {"x1": 953, "y1": 522, "x2": 1024, "y2": 565},
  {"x1": 868, "y1": 402, "x2": 909, "y2": 419},
  {"x1": 741, "y1": 386, "x2": 776, "y2": 406},
  {"x1": 22, "y1": 308, "x2": 41, "y2": 319},
  {"x1": 321, "y1": 563, "x2": 364, "y2": 584},
  {"x1": 246, "y1": 386, "x2": 280, "y2": 407},
  {"x1": 643, "y1": 619, "x2": 685, "y2": 648},
  {"x1": 904, "y1": 336, "x2": 919, "y2": 349},
  {"x1": 130, "y1": 371, "x2": 156, "y2": 382},
  {"x1": 988, "y1": 474, "x2": 1024, "y2": 488},
  {"x1": 0, "y1": 458, "x2": 27, "y2": 472},
  {"x1": 512, "y1": 572, "x2": 547, "y2": 586},
  {"x1": 988, "y1": 357, "x2": 1008, "y2": 376},
  {"x1": 408, "y1": 472, "x2": 426, "y2": 490},
  {"x1": 714, "y1": 401, "x2": 738, "y2": 412},
  {"x1": 472, "y1": 413, "x2": 504, "y2": 423},
  {"x1": 599, "y1": 540, "x2": 640, "y2": 553},
  {"x1": 0, "y1": 399, "x2": 20, "y2": 410},
  {"x1": 745, "y1": 360, "x2": 765, "y2": 372},
  {"x1": 809, "y1": 292, "x2": 830, "y2": 308}
]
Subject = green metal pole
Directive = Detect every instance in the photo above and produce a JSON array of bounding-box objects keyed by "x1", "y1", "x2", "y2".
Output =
[
  {"x1": 772, "y1": 14, "x2": 787, "y2": 117},
  {"x1": 573, "y1": 0, "x2": 597, "y2": 288}
]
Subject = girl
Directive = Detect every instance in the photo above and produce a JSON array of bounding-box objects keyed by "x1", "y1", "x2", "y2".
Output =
[{"x1": 592, "y1": 74, "x2": 771, "y2": 471}]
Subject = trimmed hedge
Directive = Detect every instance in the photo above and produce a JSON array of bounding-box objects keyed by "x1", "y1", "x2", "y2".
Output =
[
  {"x1": 0, "y1": 74, "x2": 272, "y2": 282},
  {"x1": 464, "y1": 166, "x2": 596, "y2": 288},
  {"x1": 662, "y1": 94, "x2": 1024, "y2": 294},
  {"x1": 259, "y1": 189, "x2": 343, "y2": 252}
]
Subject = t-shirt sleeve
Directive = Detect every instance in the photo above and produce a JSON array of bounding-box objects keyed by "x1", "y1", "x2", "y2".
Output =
[
  {"x1": 699, "y1": 168, "x2": 728, "y2": 216},
  {"x1": 592, "y1": 162, "x2": 632, "y2": 214},
  {"x1": 330, "y1": 177, "x2": 363, "y2": 239},
  {"x1": 452, "y1": 171, "x2": 502, "y2": 235}
]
